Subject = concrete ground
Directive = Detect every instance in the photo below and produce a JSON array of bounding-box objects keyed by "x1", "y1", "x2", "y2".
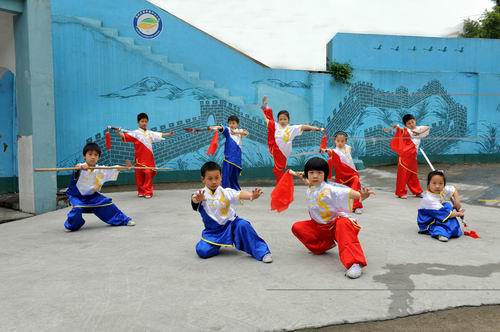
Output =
[
  {"x1": 0, "y1": 206, "x2": 32, "y2": 224},
  {"x1": 364, "y1": 163, "x2": 500, "y2": 208},
  {"x1": 1, "y1": 165, "x2": 500, "y2": 331},
  {"x1": 299, "y1": 305, "x2": 500, "y2": 332}
]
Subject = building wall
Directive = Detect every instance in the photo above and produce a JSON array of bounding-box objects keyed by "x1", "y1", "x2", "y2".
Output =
[
  {"x1": 0, "y1": 70, "x2": 16, "y2": 175},
  {"x1": 0, "y1": 11, "x2": 17, "y2": 192},
  {"x1": 2, "y1": 0, "x2": 499, "y2": 193},
  {"x1": 327, "y1": 33, "x2": 500, "y2": 158},
  {"x1": 0, "y1": 11, "x2": 15, "y2": 73},
  {"x1": 49, "y1": 0, "x2": 500, "y2": 174}
]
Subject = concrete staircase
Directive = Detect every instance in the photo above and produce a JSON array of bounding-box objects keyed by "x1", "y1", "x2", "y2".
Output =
[{"x1": 53, "y1": 16, "x2": 258, "y2": 109}]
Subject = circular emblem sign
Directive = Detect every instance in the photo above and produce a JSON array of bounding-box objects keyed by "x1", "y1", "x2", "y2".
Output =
[{"x1": 134, "y1": 9, "x2": 162, "y2": 39}]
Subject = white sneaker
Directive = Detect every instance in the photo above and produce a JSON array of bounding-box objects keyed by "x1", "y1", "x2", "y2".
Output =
[
  {"x1": 144, "y1": 195, "x2": 152, "y2": 199},
  {"x1": 438, "y1": 235, "x2": 449, "y2": 242},
  {"x1": 345, "y1": 264, "x2": 363, "y2": 279},
  {"x1": 398, "y1": 195, "x2": 408, "y2": 199},
  {"x1": 262, "y1": 253, "x2": 273, "y2": 263},
  {"x1": 354, "y1": 208, "x2": 363, "y2": 215},
  {"x1": 127, "y1": 221, "x2": 136, "y2": 226},
  {"x1": 138, "y1": 194, "x2": 144, "y2": 197}
]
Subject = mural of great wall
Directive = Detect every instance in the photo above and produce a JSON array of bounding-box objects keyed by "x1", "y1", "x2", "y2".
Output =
[
  {"x1": 328, "y1": 79, "x2": 467, "y2": 157},
  {"x1": 57, "y1": 79, "x2": 474, "y2": 169},
  {"x1": 57, "y1": 98, "x2": 323, "y2": 169}
]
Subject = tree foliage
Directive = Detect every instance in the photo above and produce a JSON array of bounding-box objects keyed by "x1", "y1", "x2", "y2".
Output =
[{"x1": 460, "y1": 0, "x2": 500, "y2": 39}]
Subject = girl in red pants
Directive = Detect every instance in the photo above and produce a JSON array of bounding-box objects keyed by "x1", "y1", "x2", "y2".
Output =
[
  {"x1": 290, "y1": 157, "x2": 374, "y2": 279},
  {"x1": 322, "y1": 131, "x2": 364, "y2": 214},
  {"x1": 261, "y1": 96, "x2": 324, "y2": 184}
]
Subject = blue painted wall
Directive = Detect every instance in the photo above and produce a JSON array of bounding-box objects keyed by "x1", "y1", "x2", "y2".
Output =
[
  {"x1": 0, "y1": 69, "x2": 16, "y2": 178},
  {"x1": 50, "y1": 0, "x2": 313, "y2": 106},
  {"x1": 48, "y1": 0, "x2": 499, "y2": 172},
  {"x1": 327, "y1": 33, "x2": 500, "y2": 156},
  {"x1": 2, "y1": 0, "x2": 499, "y2": 193},
  {"x1": 328, "y1": 33, "x2": 500, "y2": 73}
]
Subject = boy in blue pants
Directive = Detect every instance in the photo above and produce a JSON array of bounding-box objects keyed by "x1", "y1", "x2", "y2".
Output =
[
  {"x1": 208, "y1": 115, "x2": 248, "y2": 190},
  {"x1": 191, "y1": 161, "x2": 272, "y2": 262},
  {"x1": 64, "y1": 143, "x2": 134, "y2": 231}
]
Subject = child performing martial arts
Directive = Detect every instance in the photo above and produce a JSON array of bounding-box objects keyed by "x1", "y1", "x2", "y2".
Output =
[
  {"x1": 117, "y1": 112, "x2": 173, "y2": 199},
  {"x1": 388, "y1": 113, "x2": 430, "y2": 199},
  {"x1": 64, "y1": 143, "x2": 134, "y2": 231},
  {"x1": 290, "y1": 157, "x2": 374, "y2": 279},
  {"x1": 191, "y1": 161, "x2": 273, "y2": 263},
  {"x1": 322, "y1": 131, "x2": 364, "y2": 214},
  {"x1": 261, "y1": 96, "x2": 324, "y2": 184},
  {"x1": 208, "y1": 115, "x2": 249, "y2": 190},
  {"x1": 417, "y1": 170, "x2": 464, "y2": 242}
]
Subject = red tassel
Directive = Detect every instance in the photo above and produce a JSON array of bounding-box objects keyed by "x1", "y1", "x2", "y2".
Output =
[
  {"x1": 320, "y1": 135, "x2": 328, "y2": 150},
  {"x1": 105, "y1": 131, "x2": 111, "y2": 150},
  {"x1": 207, "y1": 131, "x2": 219, "y2": 155},
  {"x1": 464, "y1": 230, "x2": 480, "y2": 239},
  {"x1": 271, "y1": 170, "x2": 294, "y2": 212},
  {"x1": 390, "y1": 127, "x2": 415, "y2": 156},
  {"x1": 462, "y1": 220, "x2": 480, "y2": 239}
]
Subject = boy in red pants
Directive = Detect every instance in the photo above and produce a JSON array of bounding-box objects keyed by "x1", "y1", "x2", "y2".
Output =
[
  {"x1": 388, "y1": 114, "x2": 430, "y2": 199},
  {"x1": 118, "y1": 113, "x2": 173, "y2": 198},
  {"x1": 290, "y1": 157, "x2": 374, "y2": 279}
]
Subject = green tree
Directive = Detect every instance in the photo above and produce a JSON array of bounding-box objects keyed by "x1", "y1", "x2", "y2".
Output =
[{"x1": 460, "y1": 0, "x2": 500, "y2": 39}]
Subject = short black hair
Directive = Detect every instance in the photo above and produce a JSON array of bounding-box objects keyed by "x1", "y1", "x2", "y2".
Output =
[
  {"x1": 201, "y1": 161, "x2": 221, "y2": 177},
  {"x1": 334, "y1": 131, "x2": 348, "y2": 141},
  {"x1": 427, "y1": 170, "x2": 446, "y2": 186},
  {"x1": 137, "y1": 112, "x2": 149, "y2": 122},
  {"x1": 277, "y1": 110, "x2": 290, "y2": 121},
  {"x1": 83, "y1": 142, "x2": 101, "y2": 157},
  {"x1": 402, "y1": 114, "x2": 415, "y2": 125},
  {"x1": 227, "y1": 115, "x2": 240, "y2": 124},
  {"x1": 304, "y1": 157, "x2": 329, "y2": 181}
]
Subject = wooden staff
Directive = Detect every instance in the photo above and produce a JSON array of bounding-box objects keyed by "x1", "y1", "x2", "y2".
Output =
[
  {"x1": 34, "y1": 166, "x2": 173, "y2": 172},
  {"x1": 184, "y1": 127, "x2": 211, "y2": 133},
  {"x1": 108, "y1": 126, "x2": 174, "y2": 135},
  {"x1": 107, "y1": 126, "x2": 131, "y2": 133}
]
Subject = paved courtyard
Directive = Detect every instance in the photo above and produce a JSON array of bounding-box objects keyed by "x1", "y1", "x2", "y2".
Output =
[{"x1": 1, "y1": 166, "x2": 499, "y2": 331}]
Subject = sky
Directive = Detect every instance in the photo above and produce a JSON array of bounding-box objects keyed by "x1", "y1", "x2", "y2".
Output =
[{"x1": 148, "y1": 0, "x2": 494, "y2": 70}]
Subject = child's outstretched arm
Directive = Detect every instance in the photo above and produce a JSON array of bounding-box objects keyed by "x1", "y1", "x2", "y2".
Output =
[
  {"x1": 261, "y1": 96, "x2": 270, "y2": 125},
  {"x1": 349, "y1": 187, "x2": 375, "y2": 201},
  {"x1": 301, "y1": 125, "x2": 324, "y2": 132},
  {"x1": 383, "y1": 124, "x2": 401, "y2": 133},
  {"x1": 262, "y1": 96, "x2": 269, "y2": 109},
  {"x1": 118, "y1": 160, "x2": 133, "y2": 171},
  {"x1": 162, "y1": 131, "x2": 175, "y2": 137},
  {"x1": 114, "y1": 128, "x2": 126, "y2": 140},
  {"x1": 191, "y1": 189, "x2": 206, "y2": 211},
  {"x1": 208, "y1": 125, "x2": 224, "y2": 132},
  {"x1": 450, "y1": 209, "x2": 465, "y2": 218},
  {"x1": 75, "y1": 163, "x2": 89, "y2": 170},
  {"x1": 231, "y1": 128, "x2": 249, "y2": 137},
  {"x1": 450, "y1": 190, "x2": 463, "y2": 213},
  {"x1": 413, "y1": 126, "x2": 430, "y2": 136},
  {"x1": 191, "y1": 189, "x2": 206, "y2": 203},
  {"x1": 238, "y1": 188, "x2": 263, "y2": 201},
  {"x1": 289, "y1": 170, "x2": 309, "y2": 185}
]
